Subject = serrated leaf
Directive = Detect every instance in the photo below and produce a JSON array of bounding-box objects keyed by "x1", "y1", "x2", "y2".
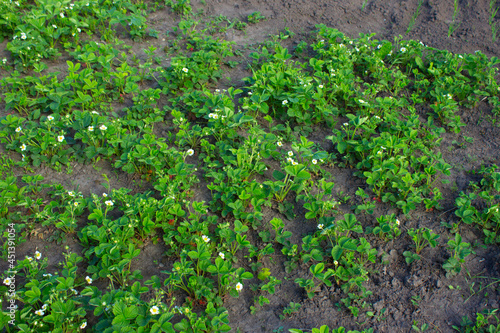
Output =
[
  {"x1": 331, "y1": 246, "x2": 343, "y2": 260},
  {"x1": 273, "y1": 169, "x2": 286, "y2": 181}
]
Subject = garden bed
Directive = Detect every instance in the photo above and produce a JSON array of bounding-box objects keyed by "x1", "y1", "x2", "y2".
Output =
[{"x1": 1, "y1": 0, "x2": 500, "y2": 332}]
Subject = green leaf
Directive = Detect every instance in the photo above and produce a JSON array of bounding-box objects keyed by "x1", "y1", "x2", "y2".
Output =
[
  {"x1": 273, "y1": 170, "x2": 286, "y2": 181},
  {"x1": 25, "y1": 286, "x2": 41, "y2": 303},
  {"x1": 331, "y1": 246, "x2": 343, "y2": 260},
  {"x1": 124, "y1": 305, "x2": 138, "y2": 320},
  {"x1": 415, "y1": 56, "x2": 425, "y2": 71},
  {"x1": 296, "y1": 168, "x2": 311, "y2": 180},
  {"x1": 258, "y1": 268, "x2": 271, "y2": 281},
  {"x1": 113, "y1": 301, "x2": 126, "y2": 317},
  {"x1": 318, "y1": 325, "x2": 331, "y2": 333},
  {"x1": 311, "y1": 263, "x2": 324, "y2": 276},
  {"x1": 187, "y1": 251, "x2": 199, "y2": 260},
  {"x1": 174, "y1": 320, "x2": 188, "y2": 330},
  {"x1": 230, "y1": 113, "x2": 254, "y2": 127}
]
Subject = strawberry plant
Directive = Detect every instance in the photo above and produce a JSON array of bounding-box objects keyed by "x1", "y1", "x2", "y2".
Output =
[
  {"x1": 454, "y1": 165, "x2": 500, "y2": 244},
  {"x1": 403, "y1": 228, "x2": 440, "y2": 264}
]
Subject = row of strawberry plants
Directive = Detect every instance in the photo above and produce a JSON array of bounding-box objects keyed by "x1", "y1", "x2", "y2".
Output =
[{"x1": 1, "y1": 0, "x2": 154, "y2": 69}]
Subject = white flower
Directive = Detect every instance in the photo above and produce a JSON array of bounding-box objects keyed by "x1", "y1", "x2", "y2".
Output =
[
  {"x1": 60, "y1": 12, "x2": 64, "y2": 18},
  {"x1": 80, "y1": 322, "x2": 87, "y2": 329},
  {"x1": 85, "y1": 276, "x2": 93, "y2": 284},
  {"x1": 26, "y1": 256, "x2": 33, "y2": 262},
  {"x1": 72, "y1": 288, "x2": 78, "y2": 295},
  {"x1": 77, "y1": 28, "x2": 81, "y2": 33},
  {"x1": 47, "y1": 115, "x2": 54, "y2": 121},
  {"x1": 202, "y1": 235, "x2": 210, "y2": 243},
  {"x1": 57, "y1": 135, "x2": 65, "y2": 142},
  {"x1": 400, "y1": 47, "x2": 407, "y2": 52},
  {"x1": 235, "y1": 282, "x2": 243, "y2": 291},
  {"x1": 187, "y1": 149, "x2": 194, "y2": 156},
  {"x1": 3, "y1": 277, "x2": 12, "y2": 285},
  {"x1": 15, "y1": 127, "x2": 21, "y2": 132},
  {"x1": 21, "y1": 33, "x2": 26, "y2": 40},
  {"x1": 288, "y1": 151, "x2": 293, "y2": 157},
  {"x1": 317, "y1": 224, "x2": 324, "y2": 230},
  {"x1": 35, "y1": 251, "x2": 42, "y2": 260},
  {"x1": 213, "y1": 114, "x2": 219, "y2": 120},
  {"x1": 219, "y1": 252, "x2": 225, "y2": 259},
  {"x1": 286, "y1": 157, "x2": 293, "y2": 163},
  {"x1": 42, "y1": 304, "x2": 48, "y2": 311},
  {"x1": 312, "y1": 159, "x2": 317, "y2": 165},
  {"x1": 292, "y1": 161, "x2": 298, "y2": 166},
  {"x1": 20, "y1": 143, "x2": 27, "y2": 151},
  {"x1": 2, "y1": 58, "x2": 6, "y2": 64},
  {"x1": 105, "y1": 200, "x2": 114, "y2": 207},
  {"x1": 99, "y1": 124, "x2": 107, "y2": 131},
  {"x1": 182, "y1": 67, "x2": 188, "y2": 73},
  {"x1": 67, "y1": 191, "x2": 74, "y2": 197},
  {"x1": 248, "y1": 92, "x2": 252, "y2": 95},
  {"x1": 215, "y1": 89, "x2": 220, "y2": 93},
  {"x1": 91, "y1": 111, "x2": 99, "y2": 115},
  {"x1": 343, "y1": 122, "x2": 348, "y2": 127},
  {"x1": 102, "y1": 193, "x2": 107, "y2": 197},
  {"x1": 359, "y1": 99, "x2": 367, "y2": 104},
  {"x1": 319, "y1": 85, "x2": 324, "y2": 89},
  {"x1": 150, "y1": 306, "x2": 160, "y2": 315},
  {"x1": 334, "y1": 260, "x2": 339, "y2": 266},
  {"x1": 396, "y1": 219, "x2": 400, "y2": 226},
  {"x1": 52, "y1": 24, "x2": 57, "y2": 29},
  {"x1": 277, "y1": 141, "x2": 283, "y2": 147},
  {"x1": 35, "y1": 309, "x2": 45, "y2": 316},
  {"x1": 73, "y1": 202, "x2": 79, "y2": 207},
  {"x1": 282, "y1": 100, "x2": 288, "y2": 105}
]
